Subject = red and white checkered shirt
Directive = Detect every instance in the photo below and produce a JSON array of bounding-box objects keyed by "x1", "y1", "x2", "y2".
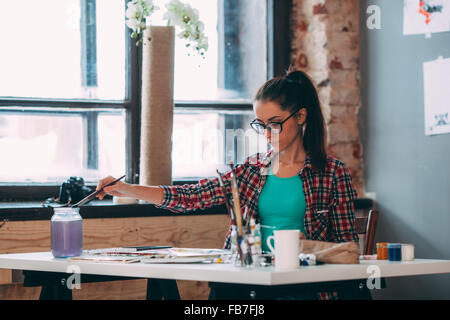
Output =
[{"x1": 156, "y1": 148, "x2": 359, "y2": 300}]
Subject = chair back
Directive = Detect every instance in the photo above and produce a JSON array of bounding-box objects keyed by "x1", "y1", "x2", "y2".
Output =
[
  {"x1": 355, "y1": 210, "x2": 379, "y2": 255},
  {"x1": 354, "y1": 198, "x2": 379, "y2": 255}
]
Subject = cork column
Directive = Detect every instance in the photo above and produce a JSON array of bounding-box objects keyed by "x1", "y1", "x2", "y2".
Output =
[{"x1": 139, "y1": 26, "x2": 175, "y2": 188}]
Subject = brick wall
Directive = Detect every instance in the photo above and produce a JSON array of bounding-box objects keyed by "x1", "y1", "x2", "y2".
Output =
[{"x1": 290, "y1": 0, "x2": 364, "y2": 196}]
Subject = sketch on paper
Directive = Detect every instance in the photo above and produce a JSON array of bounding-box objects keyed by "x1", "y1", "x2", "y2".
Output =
[
  {"x1": 423, "y1": 56, "x2": 450, "y2": 136},
  {"x1": 403, "y1": 0, "x2": 450, "y2": 35}
]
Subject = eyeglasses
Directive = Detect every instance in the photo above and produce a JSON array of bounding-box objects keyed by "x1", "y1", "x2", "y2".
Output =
[{"x1": 250, "y1": 108, "x2": 300, "y2": 135}]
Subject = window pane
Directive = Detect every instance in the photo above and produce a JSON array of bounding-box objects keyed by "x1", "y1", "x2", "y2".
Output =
[
  {"x1": 0, "y1": 108, "x2": 125, "y2": 184},
  {"x1": 151, "y1": 0, "x2": 267, "y2": 101},
  {"x1": 97, "y1": 112, "x2": 126, "y2": 178},
  {"x1": 172, "y1": 110, "x2": 268, "y2": 179},
  {"x1": 0, "y1": 0, "x2": 126, "y2": 100}
]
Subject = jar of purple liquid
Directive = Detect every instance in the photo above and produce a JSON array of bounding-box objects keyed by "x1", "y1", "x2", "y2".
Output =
[{"x1": 51, "y1": 207, "x2": 83, "y2": 258}]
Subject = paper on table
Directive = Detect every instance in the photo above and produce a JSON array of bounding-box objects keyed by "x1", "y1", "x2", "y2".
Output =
[
  {"x1": 167, "y1": 248, "x2": 229, "y2": 257},
  {"x1": 423, "y1": 56, "x2": 450, "y2": 136},
  {"x1": 140, "y1": 257, "x2": 214, "y2": 264},
  {"x1": 68, "y1": 255, "x2": 141, "y2": 263},
  {"x1": 140, "y1": 249, "x2": 230, "y2": 264},
  {"x1": 73, "y1": 248, "x2": 230, "y2": 265},
  {"x1": 84, "y1": 247, "x2": 172, "y2": 255}
]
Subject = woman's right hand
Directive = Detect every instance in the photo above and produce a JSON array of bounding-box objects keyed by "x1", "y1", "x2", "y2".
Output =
[{"x1": 96, "y1": 176, "x2": 130, "y2": 200}]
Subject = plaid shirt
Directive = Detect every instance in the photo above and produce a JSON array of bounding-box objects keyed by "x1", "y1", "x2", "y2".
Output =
[{"x1": 156, "y1": 149, "x2": 359, "y2": 300}]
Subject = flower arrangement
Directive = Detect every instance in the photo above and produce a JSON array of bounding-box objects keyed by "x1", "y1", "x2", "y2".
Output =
[{"x1": 125, "y1": 0, "x2": 208, "y2": 57}]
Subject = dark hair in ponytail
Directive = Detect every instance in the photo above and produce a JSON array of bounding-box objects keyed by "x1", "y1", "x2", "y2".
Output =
[{"x1": 253, "y1": 69, "x2": 327, "y2": 171}]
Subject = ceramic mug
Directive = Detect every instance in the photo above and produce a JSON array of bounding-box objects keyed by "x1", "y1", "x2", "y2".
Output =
[{"x1": 266, "y1": 229, "x2": 301, "y2": 270}]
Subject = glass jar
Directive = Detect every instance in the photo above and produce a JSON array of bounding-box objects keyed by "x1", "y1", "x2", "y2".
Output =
[
  {"x1": 376, "y1": 242, "x2": 388, "y2": 260},
  {"x1": 387, "y1": 243, "x2": 402, "y2": 261},
  {"x1": 51, "y1": 207, "x2": 83, "y2": 258},
  {"x1": 401, "y1": 243, "x2": 415, "y2": 261}
]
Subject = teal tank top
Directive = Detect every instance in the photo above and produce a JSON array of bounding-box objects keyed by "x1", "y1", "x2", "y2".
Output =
[{"x1": 257, "y1": 167, "x2": 306, "y2": 253}]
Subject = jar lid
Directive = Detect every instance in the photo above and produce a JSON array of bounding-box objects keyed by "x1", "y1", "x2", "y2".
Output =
[
  {"x1": 387, "y1": 243, "x2": 402, "y2": 248},
  {"x1": 53, "y1": 207, "x2": 80, "y2": 213}
]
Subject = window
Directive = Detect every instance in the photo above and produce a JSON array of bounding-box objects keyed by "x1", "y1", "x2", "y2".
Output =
[
  {"x1": 0, "y1": 0, "x2": 133, "y2": 190},
  {"x1": 167, "y1": 0, "x2": 273, "y2": 178},
  {"x1": 172, "y1": 108, "x2": 268, "y2": 179},
  {"x1": 0, "y1": 0, "x2": 290, "y2": 200},
  {"x1": 150, "y1": 0, "x2": 267, "y2": 101},
  {"x1": 0, "y1": 108, "x2": 125, "y2": 183},
  {"x1": 0, "y1": 0, "x2": 126, "y2": 100}
]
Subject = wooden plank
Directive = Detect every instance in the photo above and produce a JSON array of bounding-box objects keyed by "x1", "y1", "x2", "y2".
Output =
[
  {"x1": 0, "y1": 214, "x2": 229, "y2": 299},
  {"x1": 0, "y1": 215, "x2": 230, "y2": 252},
  {"x1": 0, "y1": 270, "x2": 12, "y2": 285},
  {"x1": 0, "y1": 283, "x2": 40, "y2": 300},
  {"x1": 72, "y1": 279, "x2": 147, "y2": 300}
]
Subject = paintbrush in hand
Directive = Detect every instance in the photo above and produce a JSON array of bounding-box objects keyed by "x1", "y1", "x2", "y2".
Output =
[{"x1": 71, "y1": 175, "x2": 126, "y2": 208}]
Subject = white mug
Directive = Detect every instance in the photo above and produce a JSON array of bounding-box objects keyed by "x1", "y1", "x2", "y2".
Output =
[{"x1": 266, "y1": 229, "x2": 301, "y2": 270}]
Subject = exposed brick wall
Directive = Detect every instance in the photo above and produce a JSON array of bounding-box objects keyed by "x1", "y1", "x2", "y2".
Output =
[{"x1": 290, "y1": 0, "x2": 364, "y2": 196}]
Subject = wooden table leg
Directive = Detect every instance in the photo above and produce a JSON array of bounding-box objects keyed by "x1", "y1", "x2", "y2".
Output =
[
  {"x1": 39, "y1": 279, "x2": 73, "y2": 300},
  {"x1": 146, "y1": 279, "x2": 180, "y2": 300},
  {"x1": 23, "y1": 271, "x2": 73, "y2": 300},
  {"x1": 23, "y1": 271, "x2": 181, "y2": 300},
  {"x1": 208, "y1": 278, "x2": 385, "y2": 300}
]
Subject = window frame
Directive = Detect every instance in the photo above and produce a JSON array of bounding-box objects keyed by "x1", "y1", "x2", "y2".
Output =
[{"x1": 0, "y1": 0, "x2": 292, "y2": 204}]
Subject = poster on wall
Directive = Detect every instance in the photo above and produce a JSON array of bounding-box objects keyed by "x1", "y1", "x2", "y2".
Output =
[
  {"x1": 423, "y1": 56, "x2": 450, "y2": 136},
  {"x1": 403, "y1": 0, "x2": 450, "y2": 36}
]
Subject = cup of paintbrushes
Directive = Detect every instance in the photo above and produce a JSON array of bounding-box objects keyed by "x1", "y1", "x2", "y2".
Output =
[
  {"x1": 217, "y1": 169, "x2": 245, "y2": 265},
  {"x1": 228, "y1": 165, "x2": 244, "y2": 237}
]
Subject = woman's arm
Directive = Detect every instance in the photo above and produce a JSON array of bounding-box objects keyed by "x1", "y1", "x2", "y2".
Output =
[
  {"x1": 155, "y1": 159, "x2": 251, "y2": 213},
  {"x1": 96, "y1": 158, "x2": 251, "y2": 214},
  {"x1": 96, "y1": 177, "x2": 165, "y2": 204}
]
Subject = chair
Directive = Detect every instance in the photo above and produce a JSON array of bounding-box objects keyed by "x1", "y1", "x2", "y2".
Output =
[
  {"x1": 332, "y1": 201, "x2": 381, "y2": 299},
  {"x1": 354, "y1": 198, "x2": 379, "y2": 256}
]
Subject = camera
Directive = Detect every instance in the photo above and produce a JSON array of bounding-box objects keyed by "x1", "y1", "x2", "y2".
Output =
[{"x1": 58, "y1": 176, "x2": 93, "y2": 204}]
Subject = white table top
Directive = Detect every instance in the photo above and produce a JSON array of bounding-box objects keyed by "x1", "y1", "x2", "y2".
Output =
[{"x1": 1, "y1": 251, "x2": 450, "y2": 285}]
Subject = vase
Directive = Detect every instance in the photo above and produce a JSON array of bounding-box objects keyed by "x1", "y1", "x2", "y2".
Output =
[{"x1": 139, "y1": 26, "x2": 175, "y2": 189}]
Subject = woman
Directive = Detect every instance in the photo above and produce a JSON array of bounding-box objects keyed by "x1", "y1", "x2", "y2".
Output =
[{"x1": 96, "y1": 70, "x2": 360, "y2": 300}]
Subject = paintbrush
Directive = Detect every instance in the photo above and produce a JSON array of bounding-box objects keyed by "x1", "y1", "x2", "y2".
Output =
[
  {"x1": 218, "y1": 168, "x2": 245, "y2": 265},
  {"x1": 229, "y1": 164, "x2": 244, "y2": 237},
  {"x1": 216, "y1": 170, "x2": 236, "y2": 224},
  {"x1": 71, "y1": 175, "x2": 126, "y2": 208}
]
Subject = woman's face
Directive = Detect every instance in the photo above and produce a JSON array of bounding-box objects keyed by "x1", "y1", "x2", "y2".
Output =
[{"x1": 253, "y1": 100, "x2": 306, "y2": 152}]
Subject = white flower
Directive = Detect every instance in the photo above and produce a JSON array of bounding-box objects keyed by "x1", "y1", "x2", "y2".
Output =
[
  {"x1": 197, "y1": 21, "x2": 204, "y2": 32},
  {"x1": 163, "y1": 10, "x2": 183, "y2": 26},
  {"x1": 125, "y1": 0, "x2": 208, "y2": 56},
  {"x1": 125, "y1": 1, "x2": 145, "y2": 32},
  {"x1": 125, "y1": 19, "x2": 137, "y2": 30},
  {"x1": 143, "y1": 0, "x2": 154, "y2": 7}
]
